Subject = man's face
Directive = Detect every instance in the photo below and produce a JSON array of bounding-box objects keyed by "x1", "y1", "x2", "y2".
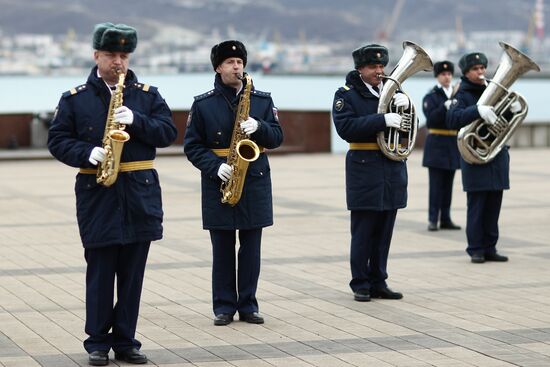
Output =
[
  {"x1": 436, "y1": 71, "x2": 453, "y2": 88},
  {"x1": 216, "y1": 57, "x2": 244, "y2": 89},
  {"x1": 94, "y1": 50, "x2": 130, "y2": 84},
  {"x1": 357, "y1": 64, "x2": 385, "y2": 87},
  {"x1": 465, "y1": 64, "x2": 486, "y2": 85}
]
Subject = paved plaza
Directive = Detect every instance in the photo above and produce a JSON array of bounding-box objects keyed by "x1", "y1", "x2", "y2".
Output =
[{"x1": 1, "y1": 149, "x2": 549, "y2": 367}]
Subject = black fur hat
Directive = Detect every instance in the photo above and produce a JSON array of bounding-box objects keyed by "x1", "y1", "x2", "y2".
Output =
[
  {"x1": 458, "y1": 52, "x2": 488, "y2": 74},
  {"x1": 433, "y1": 61, "x2": 454, "y2": 77},
  {"x1": 210, "y1": 40, "x2": 247, "y2": 70},
  {"x1": 92, "y1": 23, "x2": 137, "y2": 53},
  {"x1": 352, "y1": 44, "x2": 389, "y2": 68}
]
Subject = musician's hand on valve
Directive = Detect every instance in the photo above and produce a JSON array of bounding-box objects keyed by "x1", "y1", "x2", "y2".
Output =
[
  {"x1": 240, "y1": 117, "x2": 258, "y2": 135},
  {"x1": 478, "y1": 105, "x2": 497, "y2": 124},
  {"x1": 510, "y1": 101, "x2": 522, "y2": 113},
  {"x1": 384, "y1": 113, "x2": 402, "y2": 129},
  {"x1": 89, "y1": 147, "x2": 106, "y2": 165},
  {"x1": 217, "y1": 163, "x2": 232, "y2": 182},
  {"x1": 392, "y1": 93, "x2": 409, "y2": 109},
  {"x1": 114, "y1": 106, "x2": 134, "y2": 125}
]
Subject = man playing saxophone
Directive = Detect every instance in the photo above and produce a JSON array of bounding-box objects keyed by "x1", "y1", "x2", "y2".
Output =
[
  {"x1": 48, "y1": 23, "x2": 177, "y2": 365},
  {"x1": 184, "y1": 40, "x2": 283, "y2": 326},
  {"x1": 332, "y1": 44, "x2": 408, "y2": 302},
  {"x1": 446, "y1": 52, "x2": 520, "y2": 263}
]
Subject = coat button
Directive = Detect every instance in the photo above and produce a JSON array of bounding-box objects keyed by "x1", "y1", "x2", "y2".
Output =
[
  {"x1": 88, "y1": 127, "x2": 93, "y2": 131},
  {"x1": 145, "y1": 179, "x2": 149, "y2": 183},
  {"x1": 86, "y1": 184, "x2": 91, "y2": 188},
  {"x1": 260, "y1": 172, "x2": 263, "y2": 176},
  {"x1": 217, "y1": 131, "x2": 222, "y2": 135},
  {"x1": 361, "y1": 159, "x2": 365, "y2": 163}
]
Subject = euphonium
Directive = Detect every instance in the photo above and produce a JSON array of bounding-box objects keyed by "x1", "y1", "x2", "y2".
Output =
[
  {"x1": 220, "y1": 73, "x2": 261, "y2": 206},
  {"x1": 377, "y1": 41, "x2": 433, "y2": 161},
  {"x1": 457, "y1": 42, "x2": 540, "y2": 164},
  {"x1": 96, "y1": 72, "x2": 130, "y2": 187}
]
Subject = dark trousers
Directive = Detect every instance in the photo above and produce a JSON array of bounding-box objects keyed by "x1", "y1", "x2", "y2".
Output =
[
  {"x1": 349, "y1": 210, "x2": 397, "y2": 293},
  {"x1": 210, "y1": 228, "x2": 262, "y2": 316},
  {"x1": 428, "y1": 168, "x2": 456, "y2": 223},
  {"x1": 466, "y1": 191, "x2": 503, "y2": 256},
  {"x1": 83, "y1": 241, "x2": 150, "y2": 353}
]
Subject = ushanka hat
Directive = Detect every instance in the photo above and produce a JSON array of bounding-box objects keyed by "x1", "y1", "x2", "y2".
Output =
[
  {"x1": 92, "y1": 22, "x2": 137, "y2": 53},
  {"x1": 433, "y1": 60, "x2": 454, "y2": 76},
  {"x1": 352, "y1": 44, "x2": 389, "y2": 68},
  {"x1": 458, "y1": 52, "x2": 488, "y2": 74},
  {"x1": 210, "y1": 40, "x2": 247, "y2": 70}
]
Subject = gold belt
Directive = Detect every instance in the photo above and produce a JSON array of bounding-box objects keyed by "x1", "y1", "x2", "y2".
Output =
[
  {"x1": 428, "y1": 128, "x2": 458, "y2": 136},
  {"x1": 349, "y1": 143, "x2": 380, "y2": 150},
  {"x1": 79, "y1": 160, "x2": 154, "y2": 174},
  {"x1": 211, "y1": 147, "x2": 265, "y2": 157}
]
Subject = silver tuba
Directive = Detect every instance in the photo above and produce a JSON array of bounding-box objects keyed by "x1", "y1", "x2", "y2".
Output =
[
  {"x1": 377, "y1": 41, "x2": 433, "y2": 161},
  {"x1": 457, "y1": 42, "x2": 540, "y2": 164}
]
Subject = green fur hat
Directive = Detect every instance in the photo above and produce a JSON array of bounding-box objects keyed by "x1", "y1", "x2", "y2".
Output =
[{"x1": 92, "y1": 22, "x2": 137, "y2": 53}]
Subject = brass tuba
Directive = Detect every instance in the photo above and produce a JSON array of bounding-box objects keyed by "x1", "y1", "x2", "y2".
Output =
[
  {"x1": 377, "y1": 41, "x2": 433, "y2": 161},
  {"x1": 457, "y1": 42, "x2": 540, "y2": 164},
  {"x1": 220, "y1": 73, "x2": 261, "y2": 206},
  {"x1": 96, "y1": 72, "x2": 130, "y2": 187}
]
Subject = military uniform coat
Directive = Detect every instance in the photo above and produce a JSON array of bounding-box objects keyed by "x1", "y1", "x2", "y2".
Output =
[
  {"x1": 48, "y1": 66, "x2": 177, "y2": 248},
  {"x1": 446, "y1": 76, "x2": 510, "y2": 192},
  {"x1": 184, "y1": 74, "x2": 283, "y2": 230},
  {"x1": 422, "y1": 85, "x2": 461, "y2": 170},
  {"x1": 332, "y1": 70, "x2": 407, "y2": 211}
]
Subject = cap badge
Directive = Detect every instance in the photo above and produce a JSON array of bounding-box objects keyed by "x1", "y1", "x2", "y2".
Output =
[{"x1": 232, "y1": 45, "x2": 236, "y2": 50}]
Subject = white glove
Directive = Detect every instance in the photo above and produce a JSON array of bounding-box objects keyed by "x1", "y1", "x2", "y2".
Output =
[
  {"x1": 217, "y1": 163, "x2": 232, "y2": 182},
  {"x1": 444, "y1": 100, "x2": 453, "y2": 110},
  {"x1": 384, "y1": 113, "x2": 402, "y2": 129},
  {"x1": 240, "y1": 117, "x2": 259, "y2": 135},
  {"x1": 89, "y1": 147, "x2": 106, "y2": 165},
  {"x1": 113, "y1": 106, "x2": 134, "y2": 125},
  {"x1": 478, "y1": 105, "x2": 497, "y2": 125},
  {"x1": 392, "y1": 93, "x2": 409, "y2": 109},
  {"x1": 510, "y1": 100, "x2": 522, "y2": 113}
]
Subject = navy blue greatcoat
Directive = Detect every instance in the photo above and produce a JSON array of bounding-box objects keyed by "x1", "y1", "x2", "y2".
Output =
[
  {"x1": 48, "y1": 66, "x2": 178, "y2": 248},
  {"x1": 184, "y1": 74, "x2": 283, "y2": 317},
  {"x1": 184, "y1": 74, "x2": 283, "y2": 230},
  {"x1": 446, "y1": 77, "x2": 510, "y2": 192},
  {"x1": 422, "y1": 86, "x2": 461, "y2": 170},
  {"x1": 332, "y1": 70, "x2": 407, "y2": 211},
  {"x1": 422, "y1": 85, "x2": 461, "y2": 225},
  {"x1": 332, "y1": 70, "x2": 407, "y2": 294},
  {"x1": 48, "y1": 66, "x2": 177, "y2": 353},
  {"x1": 446, "y1": 76, "x2": 509, "y2": 256}
]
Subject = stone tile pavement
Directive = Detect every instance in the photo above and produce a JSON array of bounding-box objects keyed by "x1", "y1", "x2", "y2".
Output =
[{"x1": 1, "y1": 149, "x2": 549, "y2": 366}]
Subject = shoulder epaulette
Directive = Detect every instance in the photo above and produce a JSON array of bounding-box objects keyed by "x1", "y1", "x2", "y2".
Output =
[
  {"x1": 62, "y1": 84, "x2": 87, "y2": 98},
  {"x1": 133, "y1": 82, "x2": 157, "y2": 93},
  {"x1": 194, "y1": 89, "x2": 215, "y2": 101},
  {"x1": 251, "y1": 89, "x2": 271, "y2": 98},
  {"x1": 339, "y1": 84, "x2": 353, "y2": 92}
]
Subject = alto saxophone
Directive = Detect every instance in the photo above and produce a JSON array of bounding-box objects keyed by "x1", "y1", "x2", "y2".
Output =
[
  {"x1": 96, "y1": 72, "x2": 130, "y2": 187},
  {"x1": 220, "y1": 73, "x2": 261, "y2": 206}
]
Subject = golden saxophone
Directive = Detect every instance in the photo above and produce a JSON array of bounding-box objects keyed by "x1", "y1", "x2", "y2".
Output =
[
  {"x1": 220, "y1": 73, "x2": 261, "y2": 206},
  {"x1": 96, "y1": 72, "x2": 130, "y2": 187}
]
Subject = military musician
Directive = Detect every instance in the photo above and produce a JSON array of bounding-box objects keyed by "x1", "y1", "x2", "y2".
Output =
[
  {"x1": 332, "y1": 44, "x2": 407, "y2": 302},
  {"x1": 422, "y1": 61, "x2": 462, "y2": 231},
  {"x1": 48, "y1": 23, "x2": 177, "y2": 365},
  {"x1": 183, "y1": 40, "x2": 283, "y2": 326},
  {"x1": 446, "y1": 52, "x2": 520, "y2": 263}
]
